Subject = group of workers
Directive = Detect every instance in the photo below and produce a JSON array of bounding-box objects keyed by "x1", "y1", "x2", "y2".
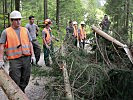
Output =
[
  {"x1": 0, "y1": 10, "x2": 55, "y2": 93},
  {"x1": 65, "y1": 14, "x2": 110, "y2": 49},
  {"x1": 66, "y1": 20, "x2": 87, "y2": 49},
  {"x1": 0, "y1": 10, "x2": 110, "y2": 93}
]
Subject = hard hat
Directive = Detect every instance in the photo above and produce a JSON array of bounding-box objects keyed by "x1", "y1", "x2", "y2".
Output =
[
  {"x1": 80, "y1": 21, "x2": 85, "y2": 25},
  {"x1": 73, "y1": 21, "x2": 78, "y2": 25},
  {"x1": 44, "y1": 19, "x2": 52, "y2": 25},
  {"x1": 10, "y1": 10, "x2": 22, "y2": 19}
]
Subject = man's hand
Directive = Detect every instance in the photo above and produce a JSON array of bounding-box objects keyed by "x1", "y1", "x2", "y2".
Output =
[
  {"x1": 0, "y1": 60, "x2": 5, "y2": 69},
  {"x1": 31, "y1": 56, "x2": 36, "y2": 65},
  {"x1": 46, "y1": 45, "x2": 50, "y2": 49}
]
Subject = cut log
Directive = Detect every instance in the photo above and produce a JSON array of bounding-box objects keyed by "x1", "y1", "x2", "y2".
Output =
[
  {"x1": 62, "y1": 61, "x2": 73, "y2": 100},
  {"x1": 0, "y1": 68, "x2": 29, "y2": 100},
  {"x1": 61, "y1": 44, "x2": 73, "y2": 100},
  {"x1": 92, "y1": 25, "x2": 133, "y2": 64}
]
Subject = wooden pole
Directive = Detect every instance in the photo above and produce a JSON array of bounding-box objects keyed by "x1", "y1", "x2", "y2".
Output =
[
  {"x1": 0, "y1": 68, "x2": 29, "y2": 100},
  {"x1": 92, "y1": 25, "x2": 133, "y2": 64}
]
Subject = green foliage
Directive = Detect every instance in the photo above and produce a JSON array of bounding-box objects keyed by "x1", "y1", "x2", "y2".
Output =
[
  {"x1": 59, "y1": 0, "x2": 84, "y2": 25},
  {"x1": 105, "y1": 0, "x2": 133, "y2": 43},
  {"x1": 31, "y1": 66, "x2": 49, "y2": 77},
  {"x1": 96, "y1": 69, "x2": 133, "y2": 100}
]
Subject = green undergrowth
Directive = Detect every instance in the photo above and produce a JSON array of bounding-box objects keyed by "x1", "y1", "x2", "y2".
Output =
[{"x1": 31, "y1": 36, "x2": 133, "y2": 100}]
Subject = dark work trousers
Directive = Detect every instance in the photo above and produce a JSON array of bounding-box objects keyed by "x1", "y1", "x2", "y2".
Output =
[
  {"x1": 32, "y1": 40, "x2": 41, "y2": 64},
  {"x1": 43, "y1": 42, "x2": 55, "y2": 66},
  {"x1": 79, "y1": 39, "x2": 85, "y2": 49},
  {"x1": 9, "y1": 56, "x2": 31, "y2": 92},
  {"x1": 73, "y1": 37, "x2": 77, "y2": 47}
]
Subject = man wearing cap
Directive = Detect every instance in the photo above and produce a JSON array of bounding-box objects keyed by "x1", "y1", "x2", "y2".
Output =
[
  {"x1": 42, "y1": 19, "x2": 55, "y2": 67},
  {"x1": 100, "y1": 15, "x2": 111, "y2": 33},
  {"x1": 0, "y1": 11, "x2": 36, "y2": 92},
  {"x1": 25, "y1": 16, "x2": 41, "y2": 67},
  {"x1": 79, "y1": 21, "x2": 86, "y2": 49}
]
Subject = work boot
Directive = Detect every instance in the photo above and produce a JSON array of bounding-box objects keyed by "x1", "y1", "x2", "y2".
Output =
[{"x1": 45, "y1": 62, "x2": 51, "y2": 67}]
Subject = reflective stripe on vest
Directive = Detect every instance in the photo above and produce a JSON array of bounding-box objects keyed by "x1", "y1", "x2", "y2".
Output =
[
  {"x1": 5, "y1": 27, "x2": 31, "y2": 59},
  {"x1": 43, "y1": 28, "x2": 51, "y2": 44},
  {"x1": 80, "y1": 27, "x2": 86, "y2": 39}
]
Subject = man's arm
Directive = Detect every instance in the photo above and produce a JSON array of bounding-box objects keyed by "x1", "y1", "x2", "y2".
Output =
[
  {"x1": 43, "y1": 38, "x2": 50, "y2": 49},
  {"x1": 25, "y1": 24, "x2": 29, "y2": 31},
  {"x1": 36, "y1": 25, "x2": 39, "y2": 36},
  {"x1": 0, "y1": 30, "x2": 7, "y2": 62},
  {"x1": 52, "y1": 35, "x2": 59, "y2": 41},
  {"x1": 66, "y1": 27, "x2": 69, "y2": 34},
  {"x1": 0, "y1": 44, "x2": 4, "y2": 61},
  {"x1": 30, "y1": 42, "x2": 35, "y2": 57},
  {"x1": 99, "y1": 19, "x2": 104, "y2": 27}
]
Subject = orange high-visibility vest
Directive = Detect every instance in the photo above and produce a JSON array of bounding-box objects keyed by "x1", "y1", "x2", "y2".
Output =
[
  {"x1": 43, "y1": 28, "x2": 51, "y2": 44},
  {"x1": 80, "y1": 27, "x2": 86, "y2": 39},
  {"x1": 5, "y1": 27, "x2": 31, "y2": 60},
  {"x1": 73, "y1": 26, "x2": 78, "y2": 38}
]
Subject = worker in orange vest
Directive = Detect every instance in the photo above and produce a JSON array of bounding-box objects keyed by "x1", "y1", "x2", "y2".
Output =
[
  {"x1": 79, "y1": 21, "x2": 86, "y2": 49},
  {"x1": 73, "y1": 21, "x2": 79, "y2": 47},
  {"x1": 42, "y1": 19, "x2": 55, "y2": 67},
  {"x1": 0, "y1": 11, "x2": 35, "y2": 92}
]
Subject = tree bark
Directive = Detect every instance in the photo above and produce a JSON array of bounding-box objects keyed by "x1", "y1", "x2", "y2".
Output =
[
  {"x1": 15, "y1": 0, "x2": 20, "y2": 11},
  {"x1": 0, "y1": 69, "x2": 29, "y2": 100},
  {"x1": 61, "y1": 44, "x2": 73, "y2": 100},
  {"x1": 125, "y1": 0, "x2": 129, "y2": 33},
  {"x1": 56, "y1": 0, "x2": 59, "y2": 30},
  {"x1": 44, "y1": 0, "x2": 48, "y2": 20},
  {"x1": 5, "y1": 0, "x2": 7, "y2": 13},
  {"x1": 3, "y1": 0, "x2": 6, "y2": 28},
  {"x1": 92, "y1": 25, "x2": 133, "y2": 64},
  {"x1": 11, "y1": 0, "x2": 13, "y2": 11}
]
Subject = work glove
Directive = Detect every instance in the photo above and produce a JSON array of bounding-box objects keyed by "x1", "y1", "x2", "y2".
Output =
[
  {"x1": 0, "y1": 60, "x2": 5, "y2": 69},
  {"x1": 31, "y1": 56, "x2": 36, "y2": 65}
]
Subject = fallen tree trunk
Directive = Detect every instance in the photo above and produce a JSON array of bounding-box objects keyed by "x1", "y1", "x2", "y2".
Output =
[
  {"x1": 0, "y1": 68, "x2": 29, "y2": 100},
  {"x1": 92, "y1": 25, "x2": 133, "y2": 64},
  {"x1": 61, "y1": 44, "x2": 73, "y2": 100}
]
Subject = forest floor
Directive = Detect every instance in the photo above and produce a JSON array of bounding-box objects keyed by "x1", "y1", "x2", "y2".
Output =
[{"x1": 0, "y1": 40, "x2": 92, "y2": 100}]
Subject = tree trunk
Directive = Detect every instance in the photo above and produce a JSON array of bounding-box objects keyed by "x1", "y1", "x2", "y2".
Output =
[
  {"x1": 56, "y1": 0, "x2": 59, "y2": 30},
  {"x1": 0, "y1": 69, "x2": 29, "y2": 100},
  {"x1": 15, "y1": 0, "x2": 20, "y2": 11},
  {"x1": 5, "y1": 0, "x2": 7, "y2": 13},
  {"x1": 44, "y1": 0, "x2": 48, "y2": 20},
  {"x1": 8, "y1": 13, "x2": 10, "y2": 27},
  {"x1": 125, "y1": 0, "x2": 129, "y2": 33},
  {"x1": 61, "y1": 44, "x2": 73, "y2": 100},
  {"x1": 11, "y1": 0, "x2": 13, "y2": 11},
  {"x1": 92, "y1": 25, "x2": 133, "y2": 64},
  {"x1": 3, "y1": 0, "x2": 6, "y2": 28}
]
